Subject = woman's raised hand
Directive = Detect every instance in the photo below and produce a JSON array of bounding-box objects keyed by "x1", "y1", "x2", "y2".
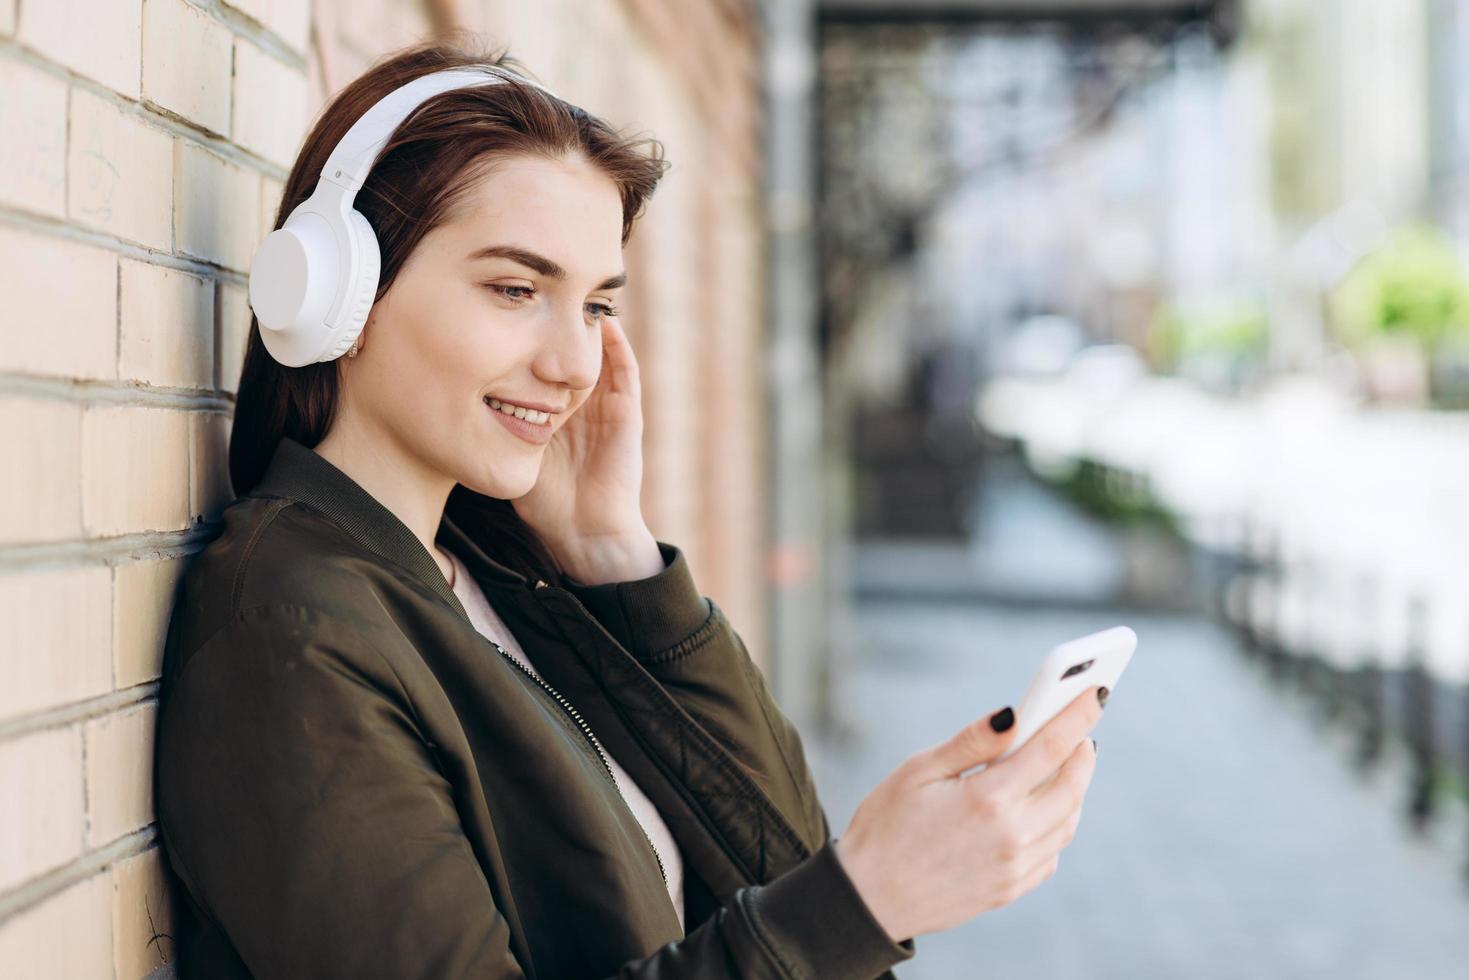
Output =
[
  {"x1": 833, "y1": 685, "x2": 1105, "y2": 943},
  {"x1": 512, "y1": 314, "x2": 663, "y2": 584}
]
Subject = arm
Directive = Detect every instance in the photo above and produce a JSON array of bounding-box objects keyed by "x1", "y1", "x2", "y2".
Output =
[
  {"x1": 562, "y1": 543, "x2": 851, "y2": 865},
  {"x1": 156, "y1": 603, "x2": 913, "y2": 979}
]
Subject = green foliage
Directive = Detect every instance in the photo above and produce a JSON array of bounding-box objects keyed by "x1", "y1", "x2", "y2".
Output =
[
  {"x1": 1329, "y1": 224, "x2": 1469, "y2": 348},
  {"x1": 1147, "y1": 296, "x2": 1269, "y2": 372},
  {"x1": 1047, "y1": 459, "x2": 1180, "y2": 534}
]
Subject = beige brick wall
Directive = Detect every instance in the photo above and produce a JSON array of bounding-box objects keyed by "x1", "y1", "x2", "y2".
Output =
[
  {"x1": 0, "y1": 0, "x2": 767, "y2": 973},
  {"x1": 0, "y1": 0, "x2": 311, "y2": 973}
]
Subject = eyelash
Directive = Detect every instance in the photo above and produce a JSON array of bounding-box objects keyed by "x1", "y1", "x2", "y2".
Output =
[{"x1": 483, "y1": 283, "x2": 621, "y2": 320}]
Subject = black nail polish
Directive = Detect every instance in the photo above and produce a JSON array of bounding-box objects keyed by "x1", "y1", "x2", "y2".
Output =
[
  {"x1": 1097, "y1": 686, "x2": 1109, "y2": 708},
  {"x1": 989, "y1": 706, "x2": 1014, "y2": 732},
  {"x1": 1091, "y1": 738, "x2": 1098, "y2": 754}
]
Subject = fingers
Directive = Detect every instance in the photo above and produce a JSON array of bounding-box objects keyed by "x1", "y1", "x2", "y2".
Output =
[
  {"x1": 1010, "y1": 819, "x2": 1072, "y2": 900},
  {"x1": 911, "y1": 705, "x2": 1020, "y2": 782},
  {"x1": 999, "y1": 745, "x2": 1092, "y2": 907},
  {"x1": 1022, "y1": 735, "x2": 1096, "y2": 837},
  {"x1": 599, "y1": 315, "x2": 640, "y2": 394},
  {"x1": 980, "y1": 685, "x2": 1104, "y2": 802}
]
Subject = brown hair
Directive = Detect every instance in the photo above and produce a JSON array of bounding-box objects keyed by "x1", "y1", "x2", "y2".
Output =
[{"x1": 228, "y1": 31, "x2": 670, "y2": 583}]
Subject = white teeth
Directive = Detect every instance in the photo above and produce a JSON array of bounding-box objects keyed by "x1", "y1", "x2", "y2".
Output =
[{"x1": 486, "y1": 397, "x2": 549, "y2": 424}]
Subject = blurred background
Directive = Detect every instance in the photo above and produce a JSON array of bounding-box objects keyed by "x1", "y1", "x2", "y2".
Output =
[{"x1": 4, "y1": 0, "x2": 1469, "y2": 976}]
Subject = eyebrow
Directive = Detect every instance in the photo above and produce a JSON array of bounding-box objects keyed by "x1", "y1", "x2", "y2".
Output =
[{"x1": 466, "y1": 244, "x2": 627, "y2": 291}]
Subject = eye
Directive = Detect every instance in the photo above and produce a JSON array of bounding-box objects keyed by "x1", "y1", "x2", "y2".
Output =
[
  {"x1": 484, "y1": 283, "x2": 534, "y2": 302},
  {"x1": 484, "y1": 283, "x2": 620, "y2": 323}
]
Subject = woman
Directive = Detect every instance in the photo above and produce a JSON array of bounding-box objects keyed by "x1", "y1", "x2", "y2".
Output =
[{"x1": 155, "y1": 33, "x2": 1104, "y2": 980}]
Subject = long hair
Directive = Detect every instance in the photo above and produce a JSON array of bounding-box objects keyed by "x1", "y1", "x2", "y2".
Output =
[{"x1": 229, "y1": 31, "x2": 670, "y2": 583}]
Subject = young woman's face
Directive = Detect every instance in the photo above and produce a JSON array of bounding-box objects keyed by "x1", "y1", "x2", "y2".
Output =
[{"x1": 347, "y1": 152, "x2": 626, "y2": 499}]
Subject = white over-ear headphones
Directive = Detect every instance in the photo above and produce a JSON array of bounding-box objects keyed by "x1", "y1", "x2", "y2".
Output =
[{"x1": 247, "y1": 65, "x2": 558, "y2": 367}]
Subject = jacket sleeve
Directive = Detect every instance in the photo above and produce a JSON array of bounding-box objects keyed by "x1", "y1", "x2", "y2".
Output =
[
  {"x1": 562, "y1": 542, "x2": 835, "y2": 850},
  {"x1": 157, "y1": 603, "x2": 915, "y2": 980},
  {"x1": 563, "y1": 543, "x2": 918, "y2": 970}
]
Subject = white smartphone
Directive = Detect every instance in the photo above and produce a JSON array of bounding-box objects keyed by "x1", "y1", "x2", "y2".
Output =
[{"x1": 990, "y1": 625, "x2": 1136, "y2": 765}]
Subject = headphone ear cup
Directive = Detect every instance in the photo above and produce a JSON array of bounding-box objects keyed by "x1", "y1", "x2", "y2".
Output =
[
  {"x1": 248, "y1": 208, "x2": 340, "y2": 367},
  {"x1": 324, "y1": 209, "x2": 382, "y2": 361}
]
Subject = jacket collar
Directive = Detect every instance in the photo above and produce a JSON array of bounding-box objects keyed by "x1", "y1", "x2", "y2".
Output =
[{"x1": 247, "y1": 436, "x2": 530, "y2": 616}]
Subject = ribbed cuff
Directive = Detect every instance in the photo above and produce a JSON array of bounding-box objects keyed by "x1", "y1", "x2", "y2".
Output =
[
  {"x1": 740, "y1": 838, "x2": 916, "y2": 979},
  {"x1": 560, "y1": 541, "x2": 713, "y2": 661}
]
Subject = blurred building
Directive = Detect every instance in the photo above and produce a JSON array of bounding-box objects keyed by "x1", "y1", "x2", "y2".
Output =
[
  {"x1": 815, "y1": 0, "x2": 1459, "y2": 406},
  {"x1": 815, "y1": 1, "x2": 1252, "y2": 545},
  {"x1": 1430, "y1": 0, "x2": 1469, "y2": 241}
]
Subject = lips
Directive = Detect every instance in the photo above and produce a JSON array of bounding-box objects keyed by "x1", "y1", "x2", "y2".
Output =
[
  {"x1": 485, "y1": 397, "x2": 554, "y2": 445},
  {"x1": 485, "y1": 396, "x2": 554, "y2": 424}
]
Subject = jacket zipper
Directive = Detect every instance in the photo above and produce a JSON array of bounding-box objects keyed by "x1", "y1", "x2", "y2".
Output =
[{"x1": 491, "y1": 579, "x2": 669, "y2": 888}]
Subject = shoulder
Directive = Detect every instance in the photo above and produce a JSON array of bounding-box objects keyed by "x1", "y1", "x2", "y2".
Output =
[
  {"x1": 157, "y1": 600, "x2": 421, "y2": 780},
  {"x1": 169, "y1": 601, "x2": 399, "y2": 691},
  {"x1": 153, "y1": 600, "x2": 430, "y2": 865},
  {"x1": 163, "y1": 495, "x2": 407, "y2": 687}
]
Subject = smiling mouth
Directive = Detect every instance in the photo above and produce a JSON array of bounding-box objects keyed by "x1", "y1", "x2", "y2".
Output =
[{"x1": 484, "y1": 396, "x2": 553, "y2": 425}]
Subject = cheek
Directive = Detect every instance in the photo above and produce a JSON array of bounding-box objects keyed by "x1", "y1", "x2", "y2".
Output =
[
  {"x1": 363, "y1": 333, "x2": 466, "y2": 419},
  {"x1": 401, "y1": 277, "x2": 501, "y2": 357},
  {"x1": 371, "y1": 334, "x2": 459, "y2": 408},
  {"x1": 418, "y1": 314, "x2": 526, "y2": 386}
]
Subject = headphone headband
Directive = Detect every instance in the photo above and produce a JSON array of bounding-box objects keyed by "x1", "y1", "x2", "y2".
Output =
[
  {"x1": 247, "y1": 65, "x2": 560, "y2": 367},
  {"x1": 321, "y1": 65, "x2": 555, "y2": 193}
]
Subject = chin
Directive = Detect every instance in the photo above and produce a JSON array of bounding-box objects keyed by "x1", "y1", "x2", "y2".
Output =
[{"x1": 460, "y1": 463, "x2": 540, "y2": 501}]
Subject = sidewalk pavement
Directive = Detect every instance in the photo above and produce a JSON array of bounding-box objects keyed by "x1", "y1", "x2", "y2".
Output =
[{"x1": 808, "y1": 463, "x2": 1469, "y2": 980}]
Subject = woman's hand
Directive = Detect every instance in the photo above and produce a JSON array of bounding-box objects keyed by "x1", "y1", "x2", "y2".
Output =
[
  {"x1": 511, "y1": 314, "x2": 663, "y2": 584},
  {"x1": 833, "y1": 686, "x2": 1105, "y2": 943}
]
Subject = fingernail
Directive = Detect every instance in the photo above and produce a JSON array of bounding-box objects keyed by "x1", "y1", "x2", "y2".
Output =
[
  {"x1": 989, "y1": 706, "x2": 1015, "y2": 732},
  {"x1": 1091, "y1": 738, "x2": 1098, "y2": 754},
  {"x1": 1097, "y1": 686, "x2": 1109, "y2": 708}
]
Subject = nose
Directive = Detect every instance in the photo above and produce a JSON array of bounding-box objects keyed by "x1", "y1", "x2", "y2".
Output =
[{"x1": 530, "y1": 299, "x2": 602, "y2": 393}]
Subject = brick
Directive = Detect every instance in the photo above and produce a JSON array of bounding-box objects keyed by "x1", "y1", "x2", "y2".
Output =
[
  {"x1": 0, "y1": 565, "x2": 112, "y2": 722},
  {"x1": 218, "y1": 281, "x2": 252, "y2": 394},
  {"x1": 0, "y1": 726, "x2": 84, "y2": 891},
  {"x1": 0, "y1": 226, "x2": 117, "y2": 380},
  {"x1": 19, "y1": 0, "x2": 142, "y2": 98},
  {"x1": 175, "y1": 142, "x2": 261, "y2": 272},
  {"x1": 190, "y1": 411, "x2": 234, "y2": 523},
  {"x1": 118, "y1": 258, "x2": 213, "y2": 389},
  {"x1": 112, "y1": 848, "x2": 179, "y2": 979},
  {"x1": 142, "y1": 0, "x2": 233, "y2": 136},
  {"x1": 0, "y1": 58, "x2": 67, "y2": 217},
  {"x1": 115, "y1": 557, "x2": 187, "y2": 688},
  {"x1": 0, "y1": 396, "x2": 83, "y2": 546},
  {"x1": 81, "y1": 406, "x2": 190, "y2": 537},
  {"x1": 224, "y1": 0, "x2": 311, "y2": 55},
  {"x1": 232, "y1": 39, "x2": 307, "y2": 169},
  {"x1": 68, "y1": 89, "x2": 173, "y2": 250},
  {"x1": 84, "y1": 702, "x2": 157, "y2": 846},
  {"x1": 0, "y1": 872, "x2": 112, "y2": 976}
]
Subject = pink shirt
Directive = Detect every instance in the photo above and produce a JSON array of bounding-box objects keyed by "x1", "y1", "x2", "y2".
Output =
[{"x1": 445, "y1": 549, "x2": 686, "y2": 933}]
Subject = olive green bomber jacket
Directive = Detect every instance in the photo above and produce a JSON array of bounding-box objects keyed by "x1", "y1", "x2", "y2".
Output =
[{"x1": 154, "y1": 436, "x2": 917, "y2": 978}]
